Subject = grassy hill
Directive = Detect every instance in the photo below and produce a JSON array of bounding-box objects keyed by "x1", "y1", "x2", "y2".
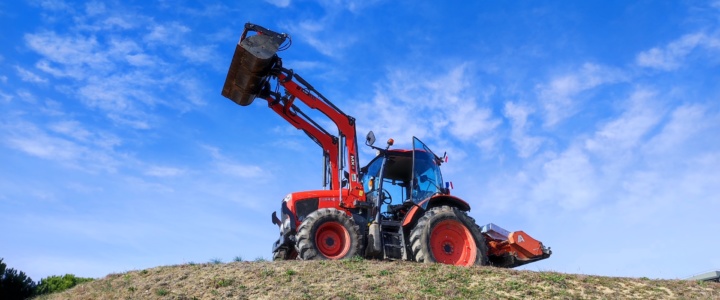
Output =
[{"x1": 36, "y1": 259, "x2": 719, "y2": 299}]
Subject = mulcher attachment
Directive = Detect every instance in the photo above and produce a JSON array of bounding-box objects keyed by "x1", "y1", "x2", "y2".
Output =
[
  {"x1": 222, "y1": 23, "x2": 288, "y2": 106},
  {"x1": 482, "y1": 223, "x2": 552, "y2": 268}
]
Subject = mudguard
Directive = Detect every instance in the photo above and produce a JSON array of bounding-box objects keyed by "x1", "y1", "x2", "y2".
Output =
[{"x1": 401, "y1": 194, "x2": 471, "y2": 227}]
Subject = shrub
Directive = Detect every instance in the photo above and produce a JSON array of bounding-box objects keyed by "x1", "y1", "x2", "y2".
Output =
[{"x1": 35, "y1": 274, "x2": 94, "y2": 295}]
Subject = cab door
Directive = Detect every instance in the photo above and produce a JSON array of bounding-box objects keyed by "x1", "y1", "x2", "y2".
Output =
[{"x1": 411, "y1": 137, "x2": 445, "y2": 208}]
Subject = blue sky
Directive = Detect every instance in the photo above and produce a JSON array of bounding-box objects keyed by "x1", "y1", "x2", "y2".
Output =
[{"x1": 1, "y1": 0, "x2": 719, "y2": 281}]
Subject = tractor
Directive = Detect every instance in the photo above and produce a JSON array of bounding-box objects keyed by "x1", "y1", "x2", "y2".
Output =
[{"x1": 221, "y1": 23, "x2": 551, "y2": 267}]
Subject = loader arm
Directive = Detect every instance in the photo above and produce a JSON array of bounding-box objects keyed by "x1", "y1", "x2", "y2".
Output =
[
  {"x1": 222, "y1": 23, "x2": 365, "y2": 207},
  {"x1": 264, "y1": 94, "x2": 340, "y2": 189}
]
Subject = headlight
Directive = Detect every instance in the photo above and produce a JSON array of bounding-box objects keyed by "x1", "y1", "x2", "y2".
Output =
[
  {"x1": 281, "y1": 217, "x2": 291, "y2": 233},
  {"x1": 282, "y1": 194, "x2": 292, "y2": 203}
]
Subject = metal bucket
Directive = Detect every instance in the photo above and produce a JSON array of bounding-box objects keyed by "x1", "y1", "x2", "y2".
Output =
[{"x1": 221, "y1": 31, "x2": 286, "y2": 106}]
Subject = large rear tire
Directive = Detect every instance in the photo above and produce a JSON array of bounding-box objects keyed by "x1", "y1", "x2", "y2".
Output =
[
  {"x1": 409, "y1": 205, "x2": 488, "y2": 266},
  {"x1": 295, "y1": 208, "x2": 362, "y2": 260}
]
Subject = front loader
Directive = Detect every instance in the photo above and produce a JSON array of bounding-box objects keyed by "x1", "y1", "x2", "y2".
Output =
[{"x1": 221, "y1": 23, "x2": 551, "y2": 267}]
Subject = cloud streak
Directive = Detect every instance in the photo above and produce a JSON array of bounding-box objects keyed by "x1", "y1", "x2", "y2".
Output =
[
  {"x1": 22, "y1": 5, "x2": 213, "y2": 129},
  {"x1": 357, "y1": 64, "x2": 500, "y2": 152},
  {"x1": 636, "y1": 32, "x2": 720, "y2": 70},
  {"x1": 536, "y1": 63, "x2": 627, "y2": 127},
  {"x1": 0, "y1": 118, "x2": 121, "y2": 173}
]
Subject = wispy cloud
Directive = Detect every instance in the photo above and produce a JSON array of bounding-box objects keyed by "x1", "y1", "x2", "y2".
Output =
[
  {"x1": 144, "y1": 166, "x2": 186, "y2": 177},
  {"x1": 531, "y1": 145, "x2": 599, "y2": 210},
  {"x1": 643, "y1": 104, "x2": 713, "y2": 155},
  {"x1": 278, "y1": 0, "x2": 382, "y2": 58},
  {"x1": 144, "y1": 22, "x2": 190, "y2": 45},
  {"x1": 536, "y1": 63, "x2": 627, "y2": 127},
  {"x1": 15, "y1": 66, "x2": 47, "y2": 83},
  {"x1": 264, "y1": 0, "x2": 291, "y2": 8},
  {"x1": 491, "y1": 82, "x2": 719, "y2": 217},
  {"x1": 23, "y1": 5, "x2": 211, "y2": 129},
  {"x1": 32, "y1": 0, "x2": 72, "y2": 11},
  {"x1": 180, "y1": 44, "x2": 220, "y2": 66},
  {"x1": 0, "y1": 91, "x2": 11, "y2": 103},
  {"x1": 357, "y1": 64, "x2": 500, "y2": 151},
  {"x1": 316, "y1": 0, "x2": 382, "y2": 13},
  {"x1": 48, "y1": 120, "x2": 93, "y2": 141},
  {"x1": 636, "y1": 32, "x2": 720, "y2": 70},
  {"x1": 584, "y1": 88, "x2": 663, "y2": 158},
  {"x1": 285, "y1": 20, "x2": 357, "y2": 58},
  {"x1": 203, "y1": 145, "x2": 268, "y2": 180},
  {"x1": 504, "y1": 101, "x2": 543, "y2": 158},
  {"x1": 25, "y1": 32, "x2": 109, "y2": 70},
  {"x1": 0, "y1": 119, "x2": 120, "y2": 173}
]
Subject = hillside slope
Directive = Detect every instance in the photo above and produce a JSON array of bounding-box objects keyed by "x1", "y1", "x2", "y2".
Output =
[{"x1": 37, "y1": 260, "x2": 719, "y2": 299}]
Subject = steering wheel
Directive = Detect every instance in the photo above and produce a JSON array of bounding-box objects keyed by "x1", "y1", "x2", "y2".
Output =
[{"x1": 381, "y1": 189, "x2": 393, "y2": 205}]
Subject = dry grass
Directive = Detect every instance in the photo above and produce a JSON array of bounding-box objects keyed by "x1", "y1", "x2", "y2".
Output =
[{"x1": 35, "y1": 259, "x2": 720, "y2": 299}]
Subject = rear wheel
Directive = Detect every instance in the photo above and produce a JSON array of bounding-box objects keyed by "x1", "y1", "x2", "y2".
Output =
[
  {"x1": 295, "y1": 208, "x2": 362, "y2": 260},
  {"x1": 409, "y1": 206, "x2": 488, "y2": 266}
]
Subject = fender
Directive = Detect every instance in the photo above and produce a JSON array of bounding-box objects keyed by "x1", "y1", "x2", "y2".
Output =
[{"x1": 401, "y1": 194, "x2": 471, "y2": 227}]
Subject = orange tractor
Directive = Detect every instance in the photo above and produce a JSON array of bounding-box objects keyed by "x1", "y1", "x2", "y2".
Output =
[{"x1": 222, "y1": 23, "x2": 551, "y2": 267}]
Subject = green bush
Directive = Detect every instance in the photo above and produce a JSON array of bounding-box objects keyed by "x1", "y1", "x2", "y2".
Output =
[
  {"x1": 35, "y1": 274, "x2": 94, "y2": 295},
  {"x1": 0, "y1": 258, "x2": 36, "y2": 300}
]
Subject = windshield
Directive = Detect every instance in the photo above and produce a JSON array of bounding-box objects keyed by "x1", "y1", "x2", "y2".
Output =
[{"x1": 412, "y1": 137, "x2": 443, "y2": 207}]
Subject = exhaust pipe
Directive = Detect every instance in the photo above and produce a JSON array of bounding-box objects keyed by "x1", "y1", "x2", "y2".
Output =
[{"x1": 222, "y1": 23, "x2": 288, "y2": 106}]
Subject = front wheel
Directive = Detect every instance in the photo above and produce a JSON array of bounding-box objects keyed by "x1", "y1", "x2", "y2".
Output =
[
  {"x1": 295, "y1": 208, "x2": 362, "y2": 260},
  {"x1": 409, "y1": 206, "x2": 488, "y2": 266}
]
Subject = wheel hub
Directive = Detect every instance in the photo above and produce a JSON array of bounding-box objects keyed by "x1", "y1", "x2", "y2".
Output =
[
  {"x1": 443, "y1": 243, "x2": 453, "y2": 254},
  {"x1": 315, "y1": 222, "x2": 351, "y2": 259}
]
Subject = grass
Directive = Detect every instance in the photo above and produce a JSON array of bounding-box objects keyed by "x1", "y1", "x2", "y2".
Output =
[
  {"x1": 155, "y1": 288, "x2": 169, "y2": 296},
  {"x1": 209, "y1": 258, "x2": 223, "y2": 264},
  {"x1": 35, "y1": 260, "x2": 720, "y2": 300},
  {"x1": 215, "y1": 278, "x2": 234, "y2": 287}
]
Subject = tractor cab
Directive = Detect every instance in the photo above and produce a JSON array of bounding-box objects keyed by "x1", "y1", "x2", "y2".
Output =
[{"x1": 361, "y1": 133, "x2": 448, "y2": 222}]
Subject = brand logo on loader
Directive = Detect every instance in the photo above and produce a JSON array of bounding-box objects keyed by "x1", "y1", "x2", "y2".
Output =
[{"x1": 517, "y1": 235, "x2": 525, "y2": 243}]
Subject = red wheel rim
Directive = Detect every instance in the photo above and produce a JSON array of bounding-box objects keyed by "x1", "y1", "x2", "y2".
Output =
[
  {"x1": 315, "y1": 222, "x2": 350, "y2": 259},
  {"x1": 429, "y1": 219, "x2": 477, "y2": 266}
]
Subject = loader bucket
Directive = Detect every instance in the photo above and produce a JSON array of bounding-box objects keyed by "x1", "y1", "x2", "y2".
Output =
[{"x1": 222, "y1": 29, "x2": 287, "y2": 106}]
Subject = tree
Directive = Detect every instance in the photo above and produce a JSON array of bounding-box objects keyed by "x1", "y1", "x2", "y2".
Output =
[
  {"x1": 35, "y1": 274, "x2": 94, "y2": 295},
  {"x1": 0, "y1": 258, "x2": 36, "y2": 300}
]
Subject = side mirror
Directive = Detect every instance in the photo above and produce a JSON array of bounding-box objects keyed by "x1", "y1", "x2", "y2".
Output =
[{"x1": 366, "y1": 131, "x2": 376, "y2": 146}]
